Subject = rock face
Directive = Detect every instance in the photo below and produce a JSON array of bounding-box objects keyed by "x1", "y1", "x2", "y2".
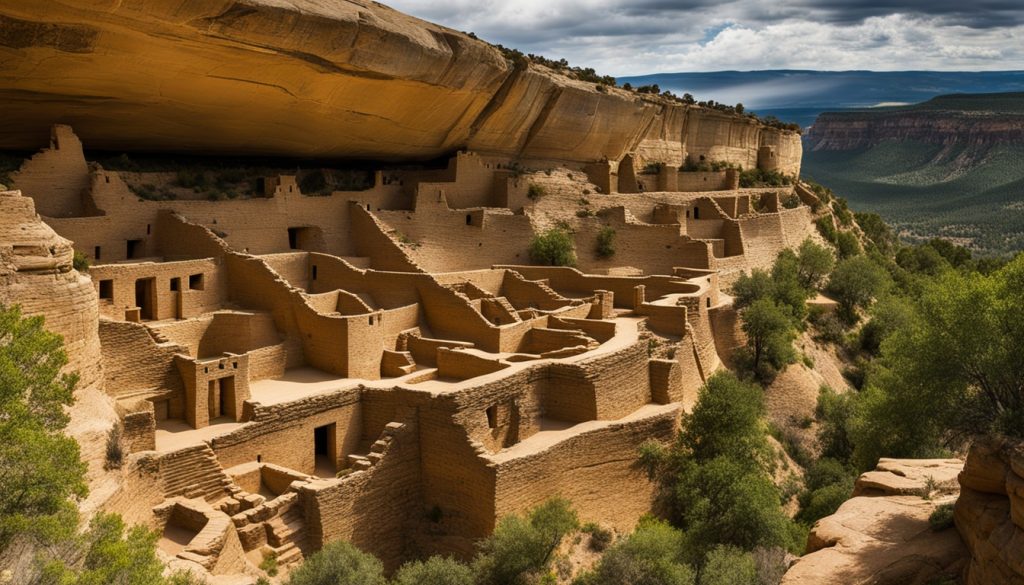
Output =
[
  {"x1": 0, "y1": 187, "x2": 101, "y2": 391},
  {"x1": 782, "y1": 458, "x2": 968, "y2": 585},
  {"x1": 806, "y1": 94, "x2": 1024, "y2": 154},
  {"x1": 955, "y1": 437, "x2": 1024, "y2": 585},
  {"x1": 0, "y1": 1, "x2": 800, "y2": 172}
]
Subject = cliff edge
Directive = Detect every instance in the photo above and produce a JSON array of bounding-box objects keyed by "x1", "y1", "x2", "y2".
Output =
[{"x1": 0, "y1": 0, "x2": 800, "y2": 171}]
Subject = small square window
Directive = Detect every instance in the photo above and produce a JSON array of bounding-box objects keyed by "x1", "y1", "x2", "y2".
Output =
[
  {"x1": 99, "y1": 280, "x2": 113, "y2": 300},
  {"x1": 188, "y1": 274, "x2": 204, "y2": 291}
]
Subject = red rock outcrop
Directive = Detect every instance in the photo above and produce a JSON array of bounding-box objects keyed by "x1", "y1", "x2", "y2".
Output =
[
  {"x1": 807, "y1": 110, "x2": 1024, "y2": 152},
  {"x1": 0, "y1": 1, "x2": 800, "y2": 173}
]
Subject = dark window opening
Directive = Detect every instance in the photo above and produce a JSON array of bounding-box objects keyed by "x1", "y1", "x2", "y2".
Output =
[
  {"x1": 312, "y1": 265, "x2": 318, "y2": 281},
  {"x1": 369, "y1": 315, "x2": 374, "y2": 325},
  {"x1": 146, "y1": 224, "x2": 151, "y2": 235},
  {"x1": 94, "y1": 246, "x2": 101, "y2": 260},
  {"x1": 287, "y1": 227, "x2": 299, "y2": 250},
  {"x1": 706, "y1": 297, "x2": 711, "y2": 308},
  {"x1": 366, "y1": 203, "x2": 371, "y2": 211},
  {"x1": 693, "y1": 207, "x2": 700, "y2": 220},
  {"x1": 99, "y1": 280, "x2": 113, "y2": 300},
  {"x1": 466, "y1": 214, "x2": 472, "y2": 225},
  {"x1": 686, "y1": 210, "x2": 690, "y2": 218},
  {"x1": 126, "y1": 239, "x2": 142, "y2": 259},
  {"x1": 256, "y1": 455, "x2": 262, "y2": 463},
  {"x1": 486, "y1": 405, "x2": 498, "y2": 429},
  {"x1": 189, "y1": 273, "x2": 205, "y2": 291},
  {"x1": 170, "y1": 277, "x2": 180, "y2": 292}
]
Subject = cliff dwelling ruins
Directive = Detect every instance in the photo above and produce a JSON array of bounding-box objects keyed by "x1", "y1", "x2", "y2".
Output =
[{"x1": 0, "y1": 113, "x2": 820, "y2": 577}]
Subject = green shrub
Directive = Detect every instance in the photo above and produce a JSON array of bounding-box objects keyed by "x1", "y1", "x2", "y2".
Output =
[
  {"x1": 929, "y1": 503, "x2": 955, "y2": 531},
  {"x1": 739, "y1": 168, "x2": 792, "y2": 188},
  {"x1": 581, "y1": 522, "x2": 613, "y2": 552},
  {"x1": 72, "y1": 251, "x2": 90, "y2": 272},
  {"x1": 529, "y1": 228, "x2": 576, "y2": 266},
  {"x1": 0, "y1": 305, "x2": 86, "y2": 549},
  {"x1": 835, "y1": 230, "x2": 861, "y2": 259},
  {"x1": 738, "y1": 298, "x2": 797, "y2": 382},
  {"x1": 104, "y1": 422, "x2": 123, "y2": 470},
  {"x1": 576, "y1": 209, "x2": 594, "y2": 218},
  {"x1": 782, "y1": 194, "x2": 801, "y2": 209},
  {"x1": 393, "y1": 556, "x2": 474, "y2": 585},
  {"x1": 815, "y1": 215, "x2": 837, "y2": 244},
  {"x1": 796, "y1": 482, "x2": 851, "y2": 525},
  {"x1": 527, "y1": 183, "x2": 547, "y2": 200},
  {"x1": 596, "y1": 227, "x2": 616, "y2": 258},
  {"x1": 576, "y1": 519, "x2": 695, "y2": 585},
  {"x1": 38, "y1": 513, "x2": 165, "y2": 585},
  {"x1": 259, "y1": 550, "x2": 279, "y2": 576},
  {"x1": 699, "y1": 545, "x2": 757, "y2": 585},
  {"x1": 473, "y1": 498, "x2": 579, "y2": 585},
  {"x1": 827, "y1": 256, "x2": 891, "y2": 323},
  {"x1": 285, "y1": 541, "x2": 385, "y2": 585}
]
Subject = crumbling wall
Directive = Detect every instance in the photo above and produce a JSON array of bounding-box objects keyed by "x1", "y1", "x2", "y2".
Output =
[{"x1": 10, "y1": 124, "x2": 90, "y2": 217}]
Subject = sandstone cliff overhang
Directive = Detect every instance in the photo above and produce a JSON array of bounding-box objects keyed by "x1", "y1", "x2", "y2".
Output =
[{"x1": 0, "y1": 0, "x2": 800, "y2": 172}]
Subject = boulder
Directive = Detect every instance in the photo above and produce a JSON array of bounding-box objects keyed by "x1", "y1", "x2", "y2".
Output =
[{"x1": 783, "y1": 458, "x2": 968, "y2": 585}]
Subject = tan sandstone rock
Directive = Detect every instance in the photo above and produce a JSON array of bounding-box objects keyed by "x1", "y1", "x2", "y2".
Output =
[
  {"x1": 782, "y1": 458, "x2": 968, "y2": 585},
  {"x1": 0, "y1": 1, "x2": 800, "y2": 171},
  {"x1": 955, "y1": 437, "x2": 1024, "y2": 585}
]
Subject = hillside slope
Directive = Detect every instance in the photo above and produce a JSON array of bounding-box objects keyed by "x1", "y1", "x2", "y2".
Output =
[{"x1": 803, "y1": 93, "x2": 1024, "y2": 254}]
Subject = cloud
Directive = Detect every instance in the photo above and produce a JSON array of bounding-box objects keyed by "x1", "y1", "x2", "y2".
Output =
[{"x1": 385, "y1": 0, "x2": 1024, "y2": 75}]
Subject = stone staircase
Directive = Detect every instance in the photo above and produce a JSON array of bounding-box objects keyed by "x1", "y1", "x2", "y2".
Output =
[
  {"x1": 346, "y1": 422, "x2": 405, "y2": 472},
  {"x1": 158, "y1": 444, "x2": 234, "y2": 503},
  {"x1": 266, "y1": 506, "x2": 307, "y2": 568}
]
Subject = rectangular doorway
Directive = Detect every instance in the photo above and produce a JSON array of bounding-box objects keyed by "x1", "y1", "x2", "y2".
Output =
[
  {"x1": 207, "y1": 377, "x2": 236, "y2": 421},
  {"x1": 313, "y1": 423, "x2": 337, "y2": 476},
  {"x1": 134, "y1": 277, "x2": 156, "y2": 320}
]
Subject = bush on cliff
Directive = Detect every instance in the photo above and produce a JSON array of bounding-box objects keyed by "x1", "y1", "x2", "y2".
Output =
[
  {"x1": 38, "y1": 513, "x2": 167, "y2": 585},
  {"x1": 738, "y1": 298, "x2": 797, "y2": 382},
  {"x1": 0, "y1": 305, "x2": 87, "y2": 550},
  {"x1": 642, "y1": 373, "x2": 803, "y2": 559},
  {"x1": 574, "y1": 518, "x2": 695, "y2": 585},
  {"x1": 529, "y1": 228, "x2": 577, "y2": 267},
  {"x1": 286, "y1": 541, "x2": 386, "y2": 585},
  {"x1": 827, "y1": 256, "x2": 891, "y2": 324},
  {"x1": 473, "y1": 497, "x2": 579, "y2": 585},
  {"x1": 596, "y1": 226, "x2": 616, "y2": 258},
  {"x1": 851, "y1": 254, "x2": 1024, "y2": 467},
  {"x1": 393, "y1": 556, "x2": 475, "y2": 585}
]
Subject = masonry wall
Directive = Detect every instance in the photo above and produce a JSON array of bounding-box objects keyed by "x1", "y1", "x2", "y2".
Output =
[
  {"x1": 89, "y1": 257, "x2": 226, "y2": 321},
  {"x1": 299, "y1": 416, "x2": 422, "y2": 571},
  {"x1": 10, "y1": 125, "x2": 89, "y2": 218},
  {"x1": 210, "y1": 386, "x2": 363, "y2": 473},
  {"x1": 491, "y1": 405, "x2": 680, "y2": 532},
  {"x1": 375, "y1": 193, "x2": 535, "y2": 272},
  {"x1": 98, "y1": 320, "x2": 185, "y2": 409}
]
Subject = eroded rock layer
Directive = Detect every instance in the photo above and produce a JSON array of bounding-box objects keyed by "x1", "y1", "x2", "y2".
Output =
[
  {"x1": 956, "y1": 437, "x2": 1024, "y2": 585},
  {"x1": 0, "y1": 0, "x2": 800, "y2": 172}
]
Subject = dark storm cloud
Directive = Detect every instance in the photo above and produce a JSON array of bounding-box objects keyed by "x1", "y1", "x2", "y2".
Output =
[
  {"x1": 791, "y1": 0, "x2": 1024, "y2": 28},
  {"x1": 387, "y1": 0, "x2": 1024, "y2": 73}
]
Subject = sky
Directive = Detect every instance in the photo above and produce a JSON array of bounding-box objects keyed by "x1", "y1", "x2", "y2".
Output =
[{"x1": 386, "y1": 0, "x2": 1024, "y2": 76}]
